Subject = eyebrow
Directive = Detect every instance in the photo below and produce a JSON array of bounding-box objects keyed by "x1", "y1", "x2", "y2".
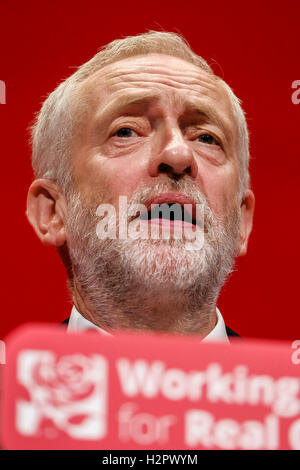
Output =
[
  {"x1": 181, "y1": 97, "x2": 233, "y2": 139},
  {"x1": 95, "y1": 91, "x2": 233, "y2": 139},
  {"x1": 96, "y1": 91, "x2": 160, "y2": 123}
]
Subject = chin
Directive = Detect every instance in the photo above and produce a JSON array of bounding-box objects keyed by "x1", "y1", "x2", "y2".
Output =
[{"x1": 119, "y1": 239, "x2": 208, "y2": 290}]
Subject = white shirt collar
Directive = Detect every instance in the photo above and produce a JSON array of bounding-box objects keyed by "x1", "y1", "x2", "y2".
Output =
[
  {"x1": 202, "y1": 307, "x2": 230, "y2": 343},
  {"x1": 67, "y1": 305, "x2": 229, "y2": 343}
]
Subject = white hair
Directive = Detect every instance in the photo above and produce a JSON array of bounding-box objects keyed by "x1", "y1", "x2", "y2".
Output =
[{"x1": 31, "y1": 30, "x2": 250, "y2": 194}]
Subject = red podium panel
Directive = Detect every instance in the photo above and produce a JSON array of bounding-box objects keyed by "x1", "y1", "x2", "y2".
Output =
[{"x1": 1, "y1": 324, "x2": 300, "y2": 449}]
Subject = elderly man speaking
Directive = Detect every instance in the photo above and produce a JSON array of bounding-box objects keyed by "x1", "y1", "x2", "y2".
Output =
[{"x1": 26, "y1": 31, "x2": 255, "y2": 342}]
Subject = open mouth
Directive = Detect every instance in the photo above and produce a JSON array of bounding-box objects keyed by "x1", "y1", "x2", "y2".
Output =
[{"x1": 138, "y1": 202, "x2": 197, "y2": 226}]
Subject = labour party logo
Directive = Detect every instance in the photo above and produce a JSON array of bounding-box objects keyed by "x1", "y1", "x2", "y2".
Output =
[{"x1": 15, "y1": 350, "x2": 107, "y2": 440}]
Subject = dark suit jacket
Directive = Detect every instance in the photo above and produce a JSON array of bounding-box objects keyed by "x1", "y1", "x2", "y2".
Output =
[{"x1": 62, "y1": 318, "x2": 240, "y2": 340}]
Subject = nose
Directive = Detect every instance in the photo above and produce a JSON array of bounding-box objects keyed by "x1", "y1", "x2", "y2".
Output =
[{"x1": 148, "y1": 128, "x2": 198, "y2": 180}]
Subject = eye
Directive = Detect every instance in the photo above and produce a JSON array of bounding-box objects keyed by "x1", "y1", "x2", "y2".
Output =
[
  {"x1": 197, "y1": 133, "x2": 220, "y2": 146},
  {"x1": 115, "y1": 127, "x2": 137, "y2": 138}
]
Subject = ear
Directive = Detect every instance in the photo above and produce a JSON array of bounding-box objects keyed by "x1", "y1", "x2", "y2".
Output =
[
  {"x1": 26, "y1": 179, "x2": 67, "y2": 247},
  {"x1": 237, "y1": 189, "x2": 255, "y2": 257}
]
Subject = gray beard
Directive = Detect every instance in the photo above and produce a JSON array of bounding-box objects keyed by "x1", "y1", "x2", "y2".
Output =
[{"x1": 65, "y1": 180, "x2": 241, "y2": 334}]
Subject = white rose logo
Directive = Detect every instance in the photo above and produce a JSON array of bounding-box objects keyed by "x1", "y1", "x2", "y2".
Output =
[{"x1": 16, "y1": 350, "x2": 107, "y2": 440}]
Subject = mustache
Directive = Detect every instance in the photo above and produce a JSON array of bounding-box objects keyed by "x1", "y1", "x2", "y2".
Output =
[
  {"x1": 128, "y1": 180, "x2": 210, "y2": 208},
  {"x1": 125, "y1": 180, "x2": 215, "y2": 228}
]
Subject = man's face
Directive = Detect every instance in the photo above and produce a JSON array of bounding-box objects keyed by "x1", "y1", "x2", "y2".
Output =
[
  {"x1": 63, "y1": 53, "x2": 249, "y2": 312},
  {"x1": 71, "y1": 53, "x2": 240, "y2": 219},
  {"x1": 26, "y1": 51, "x2": 254, "y2": 331}
]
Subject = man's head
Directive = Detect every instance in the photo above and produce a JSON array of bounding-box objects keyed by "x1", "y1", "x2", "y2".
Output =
[{"x1": 26, "y1": 31, "x2": 254, "y2": 335}]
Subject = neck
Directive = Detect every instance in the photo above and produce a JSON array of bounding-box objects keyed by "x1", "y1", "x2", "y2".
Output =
[{"x1": 72, "y1": 278, "x2": 218, "y2": 337}]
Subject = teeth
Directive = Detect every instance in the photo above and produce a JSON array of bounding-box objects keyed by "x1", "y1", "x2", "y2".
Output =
[{"x1": 139, "y1": 203, "x2": 194, "y2": 224}]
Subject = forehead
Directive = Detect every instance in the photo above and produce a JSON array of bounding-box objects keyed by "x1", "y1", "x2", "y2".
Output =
[{"x1": 79, "y1": 54, "x2": 235, "y2": 120}]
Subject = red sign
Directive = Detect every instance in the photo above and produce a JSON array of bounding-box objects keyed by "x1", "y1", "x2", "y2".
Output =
[{"x1": 1, "y1": 324, "x2": 300, "y2": 450}]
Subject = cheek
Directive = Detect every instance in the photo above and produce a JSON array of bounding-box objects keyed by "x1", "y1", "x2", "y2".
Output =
[
  {"x1": 107, "y1": 162, "x2": 143, "y2": 195},
  {"x1": 74, "y1": 149, "x2": 148, "y2": 205},
  {"x1": 199, "y1": 164, "x2": 240, "y2": 215},
  {"x1": 101, "y1": 157, "x2": 147, "y2": 200}
]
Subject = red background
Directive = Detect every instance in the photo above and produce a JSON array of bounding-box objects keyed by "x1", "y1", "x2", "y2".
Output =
[{"x1": 0, "y1": 0, "x2": 299, "y2": 341}]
